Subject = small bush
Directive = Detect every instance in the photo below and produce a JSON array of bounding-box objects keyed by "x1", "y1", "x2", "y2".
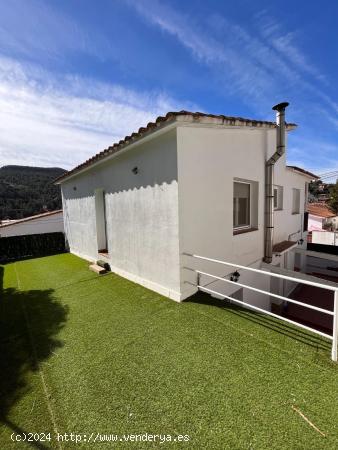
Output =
[{"x1": 0, "y1": 232, "x2": 66, "y2": 262}]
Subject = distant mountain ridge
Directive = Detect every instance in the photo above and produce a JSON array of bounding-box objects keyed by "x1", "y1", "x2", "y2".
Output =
[{"x1": 0, "y1": 165, "x2": 67, "y2": 220}]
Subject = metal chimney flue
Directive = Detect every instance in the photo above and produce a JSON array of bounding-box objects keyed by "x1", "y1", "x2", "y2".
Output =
[
  {"x1": 272, "y1": 102, "x2": 289, "y2": 162},
  {"x1": 264, "y1": 102, "x2": 289, "y2": 263}
]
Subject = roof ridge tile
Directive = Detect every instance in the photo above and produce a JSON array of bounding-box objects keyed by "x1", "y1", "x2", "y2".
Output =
[{"x1": 55, "y1": 110, "x2": 297, "y2": 183}]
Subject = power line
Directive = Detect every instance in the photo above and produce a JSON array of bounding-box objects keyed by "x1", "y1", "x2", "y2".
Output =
[
  {"x1": 318, "y1": 176, "x2": 338, "y2": 182},
  {"x1": 318, "y1": 169, "x2": 338, "y2": 178},
  {"x1": 318, "y1": 171, "x2": 338, "y2": 176}
]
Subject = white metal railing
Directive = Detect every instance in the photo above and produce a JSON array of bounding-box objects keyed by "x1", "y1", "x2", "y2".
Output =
[{"x1": 184, "y1": 253, "x2": 338, "y2": 361}]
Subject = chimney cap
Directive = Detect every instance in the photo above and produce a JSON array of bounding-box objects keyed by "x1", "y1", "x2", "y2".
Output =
[{"x1": 272, "y1": 102, "x2": 289, "y2": 111}]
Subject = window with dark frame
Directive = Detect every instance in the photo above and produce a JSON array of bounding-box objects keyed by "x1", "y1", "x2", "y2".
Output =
[
  {"x1": 292, "y1": 188, "x2": 300, "y2": 214},
  {"x1": 274, "y1": 185, "x2": 283, "y2": 210},
  {"x1": 233, "y1": 182, "x2": 250, "y2": 229},
  {"x1": 274, "y1": 188, "x2": 278, "y2": 209}
]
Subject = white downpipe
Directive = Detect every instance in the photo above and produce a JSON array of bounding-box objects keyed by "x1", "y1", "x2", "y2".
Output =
[
  {"x1": 264, "y1": 102, "x2": 289, "y2": 263},
  {"x1": 332, "y1": 290, "x2": 338, "y2": 361}
]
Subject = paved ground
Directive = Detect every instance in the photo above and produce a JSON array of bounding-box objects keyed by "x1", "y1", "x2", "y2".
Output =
[
  {"x1": 286, "y1": 284, "x2": 333, "y2": 332},
  {"x1": 286, "y1": 270, "x2": 337, "y2": 333}
]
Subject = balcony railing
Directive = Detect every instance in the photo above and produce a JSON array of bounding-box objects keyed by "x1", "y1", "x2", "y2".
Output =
[{"x1": 184, "y1": 253, "x2": 338, "y2": 361}]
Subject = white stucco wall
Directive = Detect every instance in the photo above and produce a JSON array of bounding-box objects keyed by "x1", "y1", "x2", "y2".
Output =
[
  {"x1": 61, "y1": 129, "x2": 181, "y2": 300},
  {"x1": 274, "y1": 160, "x2": 309, "y2": 244},
  {"x1": 177, "y1": 124, "x2": 271, "y2": 306},
  {"x1": 312, "y1": 231, "x2": 338, "y2": 245},
  {"x1": 177, "y1": 124, "x2": 308, "y2": 309},
  {"x1": 308, "y1": 214, "x2": 324, "y2": 231},
  {"x1": 61, "y1": 120, "x2": 309, "y2": 308},
  {"x1": 0, "y1": 212, "x2": 64, "y2": 237}
]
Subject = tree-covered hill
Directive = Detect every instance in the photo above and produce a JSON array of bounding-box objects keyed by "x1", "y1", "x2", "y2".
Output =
[{"x1": 0, "y1": 165, "x2": 67, "y2": 220}]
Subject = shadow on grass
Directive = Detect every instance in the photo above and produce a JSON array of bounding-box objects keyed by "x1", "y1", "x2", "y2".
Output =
[
  {"x1": 0, "y1": 265, "x2": 68, "y2": 448},
  {"x1": 188, "y1": 291, "x2": 331, "y2": 353},
  {"x1": 0, "y1": 251, "x2": 68, "y2": 265}
]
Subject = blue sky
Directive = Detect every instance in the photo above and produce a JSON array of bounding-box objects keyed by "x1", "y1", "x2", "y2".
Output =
[{"x1": 0, "y1": 0, "x2": 337, "y2": 177}]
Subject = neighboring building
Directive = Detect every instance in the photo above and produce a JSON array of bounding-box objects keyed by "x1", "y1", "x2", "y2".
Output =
[
  {"x1": 317, "y1": 193, "x2": 330, "y2": 203},
  {"x1": 311, "y1": 230, "x2": 338, "y2": 246},
  {"x1": 308, "y1": 202, "x2": 338, "y2": 231},
  {"x1": 56, "y1": 107, "x2": 317, "y2": 310},
  {"x1": 0, "y1": 210, "x2": 64, "y2": 237}
]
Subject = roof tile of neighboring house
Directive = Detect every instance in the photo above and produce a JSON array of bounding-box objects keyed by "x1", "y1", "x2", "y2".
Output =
[
  {"x1": 0, "y1": 210, "x2": 63, "y2": 228},
  {"x1": 307, "y1": 203, "x2": 336, "y2": 218},
  {"x1": 55, "y1": 110, "x2": 297, "y2": 184},
  {"x1": 286, "y1": 166, "x2": 319, "y2": 179}
]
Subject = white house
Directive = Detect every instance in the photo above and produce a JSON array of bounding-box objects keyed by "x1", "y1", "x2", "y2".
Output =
[
  {"x1": 56, "y1": 105, "x2": 318, "y2": 310},
  {"x1": 308, "y1": 202, "x2": 338, "y2": 231},
  {"x1": 0, "y1": 210, "x2": 64, "y2": 237},
  {"x1": 311, "y1": 230, "x2": 338, "y2": 246}
]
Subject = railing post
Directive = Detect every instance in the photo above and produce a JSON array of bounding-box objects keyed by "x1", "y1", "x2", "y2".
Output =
[
  {"x1": 187, "y1": 253, "x2": 338, "y2": 361},
  {"x1": 332, "y1": 289, "x2": 338, "y2": 362}
]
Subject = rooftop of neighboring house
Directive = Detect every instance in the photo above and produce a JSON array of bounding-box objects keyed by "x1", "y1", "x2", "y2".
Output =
[
  {"x1": 307, "y1": 202, "x2": 336, "y2": 218},
  {"x1": 0, "y1": 209, "x2": 63, "y2": 228},
  {"x1": 286, "y1": 166, "x2": 319, "y2": 180},
  {"x1": 55, "y1": 110, "x2": 298, "y2": 184}
]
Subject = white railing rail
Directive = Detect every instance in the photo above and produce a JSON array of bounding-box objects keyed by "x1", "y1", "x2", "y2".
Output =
[{"x1": 184, "y1": 253, "x2": 338, "y2": 361}]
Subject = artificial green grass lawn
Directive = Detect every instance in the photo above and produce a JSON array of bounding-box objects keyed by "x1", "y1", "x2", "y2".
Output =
[{"x1": 0, "y1": 253, "x2": 337, "y2": 449}]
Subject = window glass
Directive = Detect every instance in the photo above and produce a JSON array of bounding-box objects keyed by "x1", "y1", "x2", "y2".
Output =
[
  {"x1": 292, "y1": 188, "x2": 300, "y2": 214},
  {"x1": 274, "y1": 188, "x2": 278, "y2": 209},
  {"x1": 234, "y1": 182, "x2": 250, "y2": 228},
  {"x1": 274, "y1": 185, "x2": 283, "y2": 210}
]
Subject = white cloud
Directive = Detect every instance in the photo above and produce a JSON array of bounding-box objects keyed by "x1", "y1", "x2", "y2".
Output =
[
  {"x1": 256, "y1": 12, "x2": 327, "y2": 84},
  {"x1": 1, "y1": 1, "x2": 337, "y2": 173},
  {"x1": 130, "y1": 0, "x2": 276, "y2": 102},
  {"x1": 288, "y1": 134, "x2": 338, "y2": 180},
  {"x1": 0, "y1": 0, "x2": 112, "y2": 62},
  {"x1": 0, "y1": 56, "x2": 196, "y2": 169},
  {"x1": 131, "y1": 0, "x2": 338, "y2": 119}
]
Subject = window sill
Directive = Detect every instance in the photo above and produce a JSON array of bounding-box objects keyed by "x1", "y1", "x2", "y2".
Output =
[{"x1": 233, "y1": 227, "x2": 258, "y2": 236}]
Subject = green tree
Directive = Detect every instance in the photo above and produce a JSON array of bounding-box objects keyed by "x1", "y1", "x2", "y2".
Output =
[
  {"x1": 309, "y1": 180, "x2": 320, "y2": 198},
  {"x1": 328, "y1": 181, "x2": 338, "y2": 214},
  {"x1": 0, "y1": 165, "x2": 66, "y2": 220}
]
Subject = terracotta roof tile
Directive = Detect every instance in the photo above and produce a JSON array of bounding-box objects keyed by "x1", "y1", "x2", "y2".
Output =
[
  {"x1": 55, "y1": 110, "x2": 297, "y2": 184},
  {"x1": 307, "y1": 203, "x2": 336, "y2": 218}
]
